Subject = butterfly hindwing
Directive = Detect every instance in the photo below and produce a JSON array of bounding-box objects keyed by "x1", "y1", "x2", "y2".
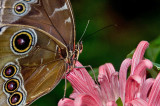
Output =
[{"x1": 0, "y1": 25, "x2": 67, "y2": 105}]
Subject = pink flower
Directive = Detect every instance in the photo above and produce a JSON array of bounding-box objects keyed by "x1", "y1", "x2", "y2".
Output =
[
  {"x1": 59, "y1": 61, "x2": 116, "y2": 106},
  {"x1": 58, "y1": 41, "x2": 160, "y2": 106}
]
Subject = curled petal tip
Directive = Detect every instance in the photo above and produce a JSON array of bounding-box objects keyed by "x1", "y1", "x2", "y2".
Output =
[
  {"x1": 133, "y1": 59, "x2": 153, "y2": 76},
  {"x1": 143, "y1": 59, "x2": 153, "y2": 69},
  {"x1": 140, "y1": 41, "x2": 149, "y2": 44},
  {"x1": 74, "y1": 94, "x2": 99, "y2": 106},
  {"x1": 131, "y1": 40, "x2": 149, "y2": 74},
  {"x1": 58, "y1": 98, "x2": 74, "y2": 106}
]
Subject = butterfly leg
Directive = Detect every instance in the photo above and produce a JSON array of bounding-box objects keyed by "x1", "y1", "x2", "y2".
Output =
[{"x1": 63, "y1": 73, "x2": 67, "y2": 99}]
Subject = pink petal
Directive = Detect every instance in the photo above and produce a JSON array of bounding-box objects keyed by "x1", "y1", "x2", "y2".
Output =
[
  {"x1": 74, "y1": 62, "x2": 96, "y2": 88},
  {"x1": 99, "y1": 63, "x2": 116, "y2": 82},
  {"x1": 133, "y1": 59, "x2": 153, "y2": 75},
  {"x1": 140, "y1": 78, "x2": 154, "y2": 101},
  {"x1": 67, "y1": 72, "x2": 89, "y2": 94},
  {"x1": 74, "y1": 94, "x2": 99, "y2": 106},
  {"x1": 70, "y1": 90, "x2": 79, "y2": 99},
  {"x1": 67, "y1": 61, "x2": 101, "y2": 103},
  {"x1": 119, "y1": 58, "x2": 132, "y2": 103},
  {"x1": 67, "y1": 74, "x2": 100, "y2": 103},
  {"x1": 58, "y1": 98, "x2": 74, "y2": 106},
  {"x1": 110, "y1": 72, "x2": 119, "y2": 100},
  {"x1": 125, "y1": 98, "x2": 149, "y2": 106},
  {"x1": 125, "y1": 75, "x2": 142, "y2": 102},
  {"x1": 106, "y1": 101, "x2": 117, "y2": 106},
  {"x1": 131, "y1": 41, "x2": 149, "y2": 75},
  {"x1": 133, "y1": 59, "x2": 153, "y2": 82},
  {"x1": 98, "y1": 74, "x2": 115, "y2": 103},
  {"x1": 148, "y1": 73, "x2": 160, "y2": 105}
]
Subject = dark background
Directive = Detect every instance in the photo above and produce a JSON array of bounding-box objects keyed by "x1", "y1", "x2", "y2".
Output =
[{"x1": 31, "y1": 0, "x2": 160, "y2": 105}]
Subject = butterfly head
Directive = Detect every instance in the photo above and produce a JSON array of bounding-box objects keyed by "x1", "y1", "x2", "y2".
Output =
[
  {"x1": 77, "y1": 41, "x2": 83, "y2": 54},
  {"x1": 63, "y1": 41, "x2": 83, "y2": 71}
]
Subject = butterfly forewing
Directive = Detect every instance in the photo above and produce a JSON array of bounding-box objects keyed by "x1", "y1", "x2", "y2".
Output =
[
  {"x1": 0, "y1": 0, "x2": 76, "y2": 105},
  {"x1": 0, "y1": 0, "x2": 75, "y2": 50},
  {"x1": 41, "y1": 0, "x2": 76, "y2": 49}
]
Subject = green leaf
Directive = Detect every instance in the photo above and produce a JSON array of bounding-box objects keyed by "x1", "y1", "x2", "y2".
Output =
[
  {"x1": 146, "y1": 36, "x2": 160, "y2": 62},
  {"x1": 148, "y1": 69, "x2": 158, "y2": 78},
  {"x1": 145, "y1": 62, "x2": 160, "y2": 78},
  {"x1": 116, "y1": 98, "x2": 123, "y2": 106},
  {"x1": 149, "y1": 62, "x2": 160, "y2": 78},
  {"x1": 144, "y1": 37, "x2": 160, "y2": 77},
  {"x1": 150, "y1": 36, "x2": 160, "y2": 45},
  {"x1": 153, "y1": 62, "x2": 160, "y2": 70},
  {"x1": 146, "y1": 45, "x2": 160, "y2": 62}
]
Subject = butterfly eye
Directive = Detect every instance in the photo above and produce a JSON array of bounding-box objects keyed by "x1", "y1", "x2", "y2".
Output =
[
  {"x1": 9, "y1": 92, "x2": 23, "y2": 106},
  {"x1": 5, "y1": 79, "x2": 20, "y2": 93},
  {"x1": 2, "y1": 64, "x2": 17, "y2": 78},
  {"x1": 14, "y1": 3, "x2": 26, "y2": 15},
  {"x1": 11, "y1": 29, "x2": 37, "y2": 55}
]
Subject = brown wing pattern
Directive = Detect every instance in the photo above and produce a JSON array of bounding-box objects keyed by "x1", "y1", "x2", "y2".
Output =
[
  {"x1": 41, "y1": 0, "x2": 75, "y2": 49},
  {"x1": 0, "y1": 78, "x2": 8, "y2": 106},
  {"x1": 22, "y1": 60, "x2": 66, "y2": 105},
  {"x1": 0, "y1": 24, "x2": 67, "y2": 105},
  {"x1": 0, "y1": 0, "x2": 75, "y2": 50},
  {"x1": 0, "y1": 0, "x2": 76, "y2": 105}
]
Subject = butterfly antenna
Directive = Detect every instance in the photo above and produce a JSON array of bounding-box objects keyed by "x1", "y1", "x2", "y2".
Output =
[
  {"x1": 83, "y1": 24, "x2": 117, "y2": 42},
  {"x1": 78, "y1": 20, "x2": 90, "y2": 43}
]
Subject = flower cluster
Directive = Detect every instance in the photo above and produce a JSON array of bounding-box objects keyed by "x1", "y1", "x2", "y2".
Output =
[{"x1": 58, "y1": 41, "x2": 160, "y2": 106}]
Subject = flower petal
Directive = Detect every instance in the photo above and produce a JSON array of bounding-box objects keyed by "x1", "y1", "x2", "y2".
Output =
[
  {"x1": 74, "y1": 94, "x2": 99, "y2": 106},
  {"x1": 67, "y1": 61, "x2": 101, "y2": 103},
  {"x1": 110, "y1": 72, "x2": 119, "y2": 100},
  {"x1": 119, "y1": 58, "x2": 132, "y2": 103},
  {"x1": 133, "y1": 59, "x2": 153, "y2": 82},
  {"x1": 106, "y1": 101, "x2": 117, "y2": 106},
  {"x1": 99, "y1": 63, "x2": 116, "y2": 82},
  {"x1": 70, "y1": 90, "x2": 79, "y2": 99},
  {"x1": 140, "y1": 78, "x2": 154, "y2": 101},
  {"x1": 98, "y1": 74, "x2": 115, "y2": 103},
  {"x1": 125, "y1": 75, "x2": 142, "y2": 102},
  {"x1": 74, "y1": 62, "x2": 96, "y2": 88},
  {"x1": 125, "y1": 98, "x2": 148, "y2": 106},
  {"x1": 148, "y1": 73, "x2": 160, "y2": 105},
  {"x1": 58, "y1": 98, "x2": 74, "y2": 106},
  {"x1": 131, "y1": 41, "x2": 149, "y2": 75}
]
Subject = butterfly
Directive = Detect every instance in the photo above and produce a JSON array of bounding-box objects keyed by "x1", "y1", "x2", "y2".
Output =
[{"x1": 0, "y1": 0, "x2": 82, "y2": 105}]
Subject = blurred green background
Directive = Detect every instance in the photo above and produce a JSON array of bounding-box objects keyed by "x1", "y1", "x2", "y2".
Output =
[{"x1": 32, "y1": 0, "x2": 160, "y2": 105}]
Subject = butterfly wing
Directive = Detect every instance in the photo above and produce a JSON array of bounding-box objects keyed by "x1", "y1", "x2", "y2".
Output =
[
  {"x1": 41, "y1": 0, "x2": 76, "y2": 49},
  {"x1": 0, "y1": 0, "x2": 76, "y2": 105},
  {"x1": 0, "y1": 25, "x2": 67, "y2": 105},
  {"x1": 22, "y1": 60, "x2": 66, "y2": 105},
  {"x1": 0, "y1": 79, "x2": 8, "y2": 106},
  {"x1": 1, "y1": 0, "x2": 75, "y2": 49}
]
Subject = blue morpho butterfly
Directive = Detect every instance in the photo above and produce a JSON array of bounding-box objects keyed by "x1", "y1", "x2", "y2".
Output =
[{"x1": 0, "y1": 0, "x2": 83, "y2": 105}]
